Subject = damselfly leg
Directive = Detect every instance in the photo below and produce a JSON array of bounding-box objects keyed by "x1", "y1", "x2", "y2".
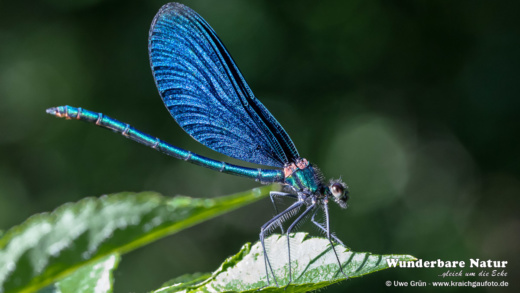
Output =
[
  {"x1": 311, "y1": 202, "x2": 348, "y2": 279},
  {"x1": 269, "y1": 191, "x2": 297, "y2": 233},
  {"x1": 284, "y1": 203, "x2": 317, "y2": 287},
  {"x1": 260, "y1": 200, "x2": 304, "y2": 286}
]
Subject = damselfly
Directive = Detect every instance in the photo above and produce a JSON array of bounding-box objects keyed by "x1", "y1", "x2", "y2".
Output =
[{"x1": 47, "y1": 2, "x2": 350, "y2": 286}]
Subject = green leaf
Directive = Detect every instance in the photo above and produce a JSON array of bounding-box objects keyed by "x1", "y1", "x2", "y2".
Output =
[
  {"x1": 153, "y1": 232, "x2": 416, "y2": 292},
  {"x1": 0, "y1": 186, "x2": 277, "y2": 293},
  {"x1": 156, "y1": 273, "x2": 212, "y2": 292},
  {"x1": 40, "y1": 253, "x2": 120, "y2": 293}
]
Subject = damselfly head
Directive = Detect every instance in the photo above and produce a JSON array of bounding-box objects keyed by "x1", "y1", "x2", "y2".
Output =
[{"x1": 328, "y1": 179, "x2": 349, "y2": 209}]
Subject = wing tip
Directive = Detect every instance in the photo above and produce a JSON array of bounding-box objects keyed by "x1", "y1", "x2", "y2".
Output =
[
  {"x1": 155, "y1": 2, "x2": 193, "y2": 19},
  {"x1": 149, "y1": 2, "x2": 196, "y2": 48}
]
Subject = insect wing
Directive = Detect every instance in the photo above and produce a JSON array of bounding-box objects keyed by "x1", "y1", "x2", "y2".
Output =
[{"x1": 148, "y1": 3, "x2": 299, "y2": 167}]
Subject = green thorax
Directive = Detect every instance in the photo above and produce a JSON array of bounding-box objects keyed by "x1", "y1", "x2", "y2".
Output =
[{"x1": 284, "y1": 162, "x2": 324, "y2": 194}]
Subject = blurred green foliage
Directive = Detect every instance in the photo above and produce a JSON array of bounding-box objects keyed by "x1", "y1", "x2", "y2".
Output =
[{"x1": 0, "y1": 0, "x2": 518, "y2": 292}]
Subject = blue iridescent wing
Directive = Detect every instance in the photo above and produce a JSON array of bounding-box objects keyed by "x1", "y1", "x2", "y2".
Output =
[{"x1": 148, "y1": 3, "x2": 299, "y2": 168}]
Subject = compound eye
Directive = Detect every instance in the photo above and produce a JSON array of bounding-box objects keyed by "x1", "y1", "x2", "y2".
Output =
[{"x1": 330, "y1": 183, "x2": 344, "y2": 198}]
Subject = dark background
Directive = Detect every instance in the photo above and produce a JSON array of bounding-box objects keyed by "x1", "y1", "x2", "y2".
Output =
[{"x1": 0, "y1": 0, "x2": 518, "y2": 292}]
